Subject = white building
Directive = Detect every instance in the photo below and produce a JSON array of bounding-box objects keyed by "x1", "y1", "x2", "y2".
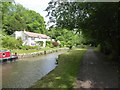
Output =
[{"x1": 13, "y1": 31, "x2": 51, "y2": 47}]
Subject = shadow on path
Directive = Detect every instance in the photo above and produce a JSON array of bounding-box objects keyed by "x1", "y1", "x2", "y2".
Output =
[{"x1": 74, "y1": 48, "x2": 119, "y2": 88}]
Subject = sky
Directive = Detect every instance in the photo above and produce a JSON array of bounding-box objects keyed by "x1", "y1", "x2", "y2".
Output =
[
  {"x1": 13, "y1": 0, "x2": 119, "y2": 28},
  {"x1": 14, "y1": 0, "x2": 51, "y2": 26}
]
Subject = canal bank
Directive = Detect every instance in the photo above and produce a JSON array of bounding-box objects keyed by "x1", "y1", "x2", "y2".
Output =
[
  {"x1": 31, "y1": 48, "x2": 87, "y2": 88},
  {"x1": 17, "y1": 48, "x2": 68, "y2": 59},
  {"x1": 2, "y1": 50, "x2": 68, "y2": 88}
]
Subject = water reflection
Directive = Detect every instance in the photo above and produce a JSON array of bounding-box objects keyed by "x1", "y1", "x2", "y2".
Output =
[{"x1": 2, "y1": 51, "x2": 66, "y2": 88}]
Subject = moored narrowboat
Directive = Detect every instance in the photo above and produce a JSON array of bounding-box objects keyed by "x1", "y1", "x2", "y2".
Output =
[{"x1": 0, "y1": 50, "x2": 18, "y2": 63}]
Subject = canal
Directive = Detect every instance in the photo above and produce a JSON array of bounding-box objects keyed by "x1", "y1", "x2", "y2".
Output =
[{"x1": 2, "y1": 50, "x2": 67, "y2": 88}]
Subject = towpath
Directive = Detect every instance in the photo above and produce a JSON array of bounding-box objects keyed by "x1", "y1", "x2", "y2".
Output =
[{"x1": 74, "y1": 48, "x2": 119, "y2": 88}]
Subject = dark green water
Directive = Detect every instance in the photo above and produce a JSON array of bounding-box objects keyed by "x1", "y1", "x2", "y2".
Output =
[{"x1": 2, "y1": 51, "x2": 66, "y2": 88}]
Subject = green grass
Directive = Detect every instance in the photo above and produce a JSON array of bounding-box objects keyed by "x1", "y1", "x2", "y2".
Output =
[
  {"x1": 31, "y1": 48, "x2": 87, "y2": 88},
  {"x1": 4, "y1": 47, "x2": 59, "y2": 54}
]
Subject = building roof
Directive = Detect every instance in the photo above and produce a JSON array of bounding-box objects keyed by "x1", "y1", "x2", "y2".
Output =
[{"x1": 24, "y1": 31, "x2": 50, "y2": 39}]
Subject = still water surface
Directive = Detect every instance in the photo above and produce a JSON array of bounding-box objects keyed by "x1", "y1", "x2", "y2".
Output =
[{"x1": 2, "y1": 51, "x2": 66, "y2": 88}]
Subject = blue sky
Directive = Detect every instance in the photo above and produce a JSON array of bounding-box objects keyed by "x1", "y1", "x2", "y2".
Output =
[{"x1": 14, "y1": 0, "x2": 51, "y2": 25}]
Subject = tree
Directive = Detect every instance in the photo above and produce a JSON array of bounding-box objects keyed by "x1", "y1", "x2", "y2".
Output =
[
  {"x1": 2, "y1": 3, "x2": 26, "y2": 34},
  {"x1": 23, "y1": 10, "x2": 46, "y2": 34},
  {"x1": 46, "y1": 1, "x2": 119, "y2": 60},
  {"x1": 2, "y1": 2, "x2": 46, "y2": 35},
  {"x1": 47, "y1": 28, "x2": 84, "y2": 47}
]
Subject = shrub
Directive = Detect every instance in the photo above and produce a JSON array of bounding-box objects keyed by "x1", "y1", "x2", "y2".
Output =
[
  {"x1": 46, "y1": 41, "x2": 52, "y2": 47},
  {"x1": 60, "y1": 41, "x2": 65, "y2": 47},
  {"x1": 52, "y1": 41, "x2": 59, "y2": 47},
  {"x1": 2, "y1": 35, "x2": 22, "y2": 49}
]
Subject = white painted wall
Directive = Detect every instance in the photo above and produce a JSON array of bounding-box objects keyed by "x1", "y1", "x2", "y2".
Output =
[
  {"x1": 28, "y1": 37, "x2": 36, "y2": 46},
  {"x1": 15, "y1": 31, "x2": 23, "y2": 39},
  {"x1": 14, "y1": 31, "x2": 50, "y2": 47}
]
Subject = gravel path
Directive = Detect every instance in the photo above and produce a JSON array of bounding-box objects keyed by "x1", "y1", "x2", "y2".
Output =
[{"x1": 74, "y1": 48, "x2": 119, "y2": 88}]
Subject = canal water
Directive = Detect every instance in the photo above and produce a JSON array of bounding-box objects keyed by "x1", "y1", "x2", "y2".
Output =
[{"x1": 2, "y1": 51, "x2": 66, "y2": 88}]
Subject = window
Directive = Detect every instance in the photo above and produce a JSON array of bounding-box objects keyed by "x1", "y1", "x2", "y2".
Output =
[
  {"x1": 31, "y1": 43, "x2": 35, "y2": 46},
  {"x1": 31, "y1": 37, "x2": 35, "y2": 40}
]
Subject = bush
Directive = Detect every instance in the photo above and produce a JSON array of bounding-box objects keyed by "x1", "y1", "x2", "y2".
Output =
[
  {"x1": 2, "y1": 35, "x2": 22, "y2": 49},
  {"x1": 1, "y1": 35, "x2": 39, "y2": 50},
  {"x1": 46, "y1": 41, "x2": 53, "y2": 47},
  {"x1": 52, "y1": 41, "x2": 59, "y2": 47},
  {"x1": 60, "y1": 41, "x2": 65, "y2": 47}
]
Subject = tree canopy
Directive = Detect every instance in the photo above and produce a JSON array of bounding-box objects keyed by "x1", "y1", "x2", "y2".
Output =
[
  {"x1": 46, "y1": 1, "x2": 119, "y2": 60},
  {"x1": 1, "y1": 2, "x2": 85, "y2": 49},
  {"x1": 2, "y1": 2, "x2": 46, "y2": 35},
  {"x1": 47, "y1": 27, "x2": 85, "y2": 47}
]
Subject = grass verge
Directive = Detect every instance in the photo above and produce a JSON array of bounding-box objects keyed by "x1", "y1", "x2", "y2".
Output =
[
  {"x1": 30, "y1": 48, "x2": 87, "y2": 89},
  {"x1": 10, "y1": 47, "x2": 59, "y2": 54}
]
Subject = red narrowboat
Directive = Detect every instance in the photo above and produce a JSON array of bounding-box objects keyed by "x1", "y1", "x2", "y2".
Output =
[{"x1": 0, "y1": 50, "x2": 18, "y2": 63}]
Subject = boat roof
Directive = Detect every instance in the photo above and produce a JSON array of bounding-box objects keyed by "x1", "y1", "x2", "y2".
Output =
[{"x1": 0, "y1": 50, "x2": 10, "y2": 52}]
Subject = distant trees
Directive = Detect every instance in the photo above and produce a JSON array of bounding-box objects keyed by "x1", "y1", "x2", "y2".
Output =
[
  {"x1": 47, "y1": 28, "x2": 86, "y2": 47},
  {"x1": 46, "y1": 1, "x2": 119, "y2": 60},
  {"x1": 2, "y1": 2, "x2": 46, "y2": 35},
  {"x1": 1, "y1": 2, "x2": 85, "y2": 49}
]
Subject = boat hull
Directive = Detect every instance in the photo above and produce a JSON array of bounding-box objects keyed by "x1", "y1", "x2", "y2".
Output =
[{"x1": 0, "y1": 50, "x2": 18, "y2": 63}]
